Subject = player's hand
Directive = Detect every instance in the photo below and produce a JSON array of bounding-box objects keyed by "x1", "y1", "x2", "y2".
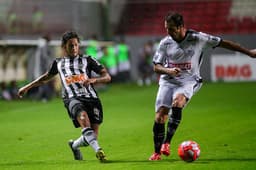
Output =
[
  {"x1": 17, "y1": 87, "x2": 28, "y2": 98},
  {"x1": 249, "y1": 49, "x2": 256, "y2": 58},
  {"x1": 167, "y1": 67, "x2": 181, "y2": 76},
  {"x1": 83, "y1": 78, "x2": 97, "y2": 86}
]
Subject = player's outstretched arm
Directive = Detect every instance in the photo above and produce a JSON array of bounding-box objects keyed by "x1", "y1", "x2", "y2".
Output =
[
  {"x1": 250, "y1": 49, "x2": 256, "y2": 58},
  {"x1": 18, "y1": 72, "x2": 55, "y2": 98},
  {"x1": 219, "y1": 40, "x2": 256, "y2": 58}
]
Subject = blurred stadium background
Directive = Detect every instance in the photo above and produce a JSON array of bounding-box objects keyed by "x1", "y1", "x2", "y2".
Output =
[{"x1": 0, "y1": 0, "x2": 256, "y2": 100}]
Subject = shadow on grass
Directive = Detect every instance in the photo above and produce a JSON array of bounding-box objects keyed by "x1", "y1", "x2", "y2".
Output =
[
  {"x1": 105, "y1": 157, "x2": 256, "y2": 164},
  {"x1": 104, "y1": 159, "x2": 179, "y2": 164},
  {"x1": 0, "y1": 159, "x2": 176, "y2": 167},
  {"x1": 1, "y1": 157, "x2": 256, "y2": 167},
  {"x1": 0, "y1": 160, "x2": 81, "y2": 167},
  {"x1": 196, "y1": 158, "x2": 256, "y2": 164}
]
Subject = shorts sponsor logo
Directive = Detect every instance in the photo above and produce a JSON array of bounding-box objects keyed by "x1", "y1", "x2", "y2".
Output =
[{"x1": 93, "y1": 108, "x2": 100, "y2": 120}]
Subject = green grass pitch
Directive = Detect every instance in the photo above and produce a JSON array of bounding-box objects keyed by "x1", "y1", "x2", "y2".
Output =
[{"x1": 0, "y1": 82, "x2": 256, "y2": 170}]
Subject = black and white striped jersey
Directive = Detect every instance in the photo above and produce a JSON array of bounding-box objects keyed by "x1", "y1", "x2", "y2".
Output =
[{"x1": 48, "y1": 54, "x2": 104, "y2": 99}]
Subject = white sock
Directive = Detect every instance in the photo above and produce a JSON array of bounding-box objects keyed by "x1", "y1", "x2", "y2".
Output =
[
  {"x1": 72, "y1": 135, "x2": 89, "y2": 149},
  {"x1": 82, "y1": 127, "x2": 101, "y2": 152}
]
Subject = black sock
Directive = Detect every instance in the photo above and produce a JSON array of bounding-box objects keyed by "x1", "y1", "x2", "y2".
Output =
[
  {"x1": 164, "y1": 107, "x2": 182, "y2": 144},
  {"x1": 153, "y1": 122, "x2": 165, "y2": 154}
]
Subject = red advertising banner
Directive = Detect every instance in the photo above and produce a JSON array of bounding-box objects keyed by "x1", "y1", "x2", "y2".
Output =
[{"x1": 211, "y1": 54, "x2": 256, "y2": 82}]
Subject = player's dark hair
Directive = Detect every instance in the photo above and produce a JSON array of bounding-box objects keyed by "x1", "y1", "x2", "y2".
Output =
[
  {"x1": 165, "y1": 11, "x2": 184, "y2": 27},
  {"x1": 61, "y1": 31, "x2": 80, "y2": 47}
]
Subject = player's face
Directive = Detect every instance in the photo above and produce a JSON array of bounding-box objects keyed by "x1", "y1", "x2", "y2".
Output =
[
  {"x1": 165, "y1": 20, "x2": 183, "y2": 42},
  {"x1": 63, "y1": 38, "x2": 79, "y2": 57}
]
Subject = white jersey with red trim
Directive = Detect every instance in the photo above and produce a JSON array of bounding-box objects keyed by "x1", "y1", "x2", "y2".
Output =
[{"x1": 153, "y1": 30, "x2": 221, "y2": 86}]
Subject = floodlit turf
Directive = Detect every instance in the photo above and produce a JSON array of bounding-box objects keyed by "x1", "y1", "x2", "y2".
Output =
[{"x1": 1, "y1": 82, "x2": 256, "y2": 170}]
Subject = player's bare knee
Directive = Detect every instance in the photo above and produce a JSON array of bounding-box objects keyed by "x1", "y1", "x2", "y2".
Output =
[
  {"x1": 155, "y1": 107, "x2": 169, "y2": 123},
  {"x1": 77, "y1": 111, "x2": 90, "y2": 127},
  {"x1": 172, "y1": 95, "x2": 187, "y2": 108},
  {"x1": 172, "y1": 101, "x2": 184, "y2": 108},
  {"x1": 155, "y1": 114, "x2": 164, "y2": 123},
  {"x1": 80, "y1": 111, "x2": 88, "y2": 119}
]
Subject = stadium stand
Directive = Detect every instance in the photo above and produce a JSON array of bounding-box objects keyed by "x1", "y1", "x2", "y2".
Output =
[
  {"x1": 116, "y1": 0, "x2": 256, "y2": 35},
  {"x1": 0, "y1": 0, "x2": 72, "y2": 35}
]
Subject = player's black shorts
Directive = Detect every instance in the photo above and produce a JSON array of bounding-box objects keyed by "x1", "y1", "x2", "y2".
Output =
[{"x1": 63, "y1": 97, "x2": 103, "y2": 128}]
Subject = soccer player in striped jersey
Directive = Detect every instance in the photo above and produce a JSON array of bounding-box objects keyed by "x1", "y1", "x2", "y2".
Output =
[
  {"x1": 149, "y1": 11, "x2": 256, "y2": 161},
  {"x1": 18, "y1": 31, "x2": 111, "y2": 162}
]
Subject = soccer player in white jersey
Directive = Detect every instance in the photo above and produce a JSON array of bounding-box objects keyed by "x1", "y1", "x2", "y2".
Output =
[
  {"x1": 18, "y1": 31, "x2": 111, "y2": 162},
  {"x1": 149, "y1": 11, "x2": 256, "y2": 161}
]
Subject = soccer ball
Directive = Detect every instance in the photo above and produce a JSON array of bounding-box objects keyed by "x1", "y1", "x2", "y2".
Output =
[{"x1": 178, "y1": 140, "x2": 200, "y2": 162}]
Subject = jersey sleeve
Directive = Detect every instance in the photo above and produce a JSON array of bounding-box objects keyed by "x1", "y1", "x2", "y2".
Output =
[
  {"x1": 87, "y1": 56, "x2": 104, "y2": 74},
  {"x1": 199, "y1": 32, "x2": 222, "y2": 49},
  {"x1": 47, "y1": 59, "x2": 58, "y2": 75},
  {"x1": 153, "y1": 40, "x2": 166, "y2": 65}
]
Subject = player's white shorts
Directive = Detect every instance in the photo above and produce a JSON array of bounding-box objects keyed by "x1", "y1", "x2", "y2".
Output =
[{"x1": 155, "y1": 80, "x2": 202, "y2": 112}]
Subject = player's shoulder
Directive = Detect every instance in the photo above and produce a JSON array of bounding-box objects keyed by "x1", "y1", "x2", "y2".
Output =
[
  {"x1": 78, "y1": 54, "x2": 95, "y2": 61},
  {"x1": 186, "y1": 29, "x2": 215, "y2": 41},
  {"x1": 55, "y1": 57, "x2": 62, "y2": 62},
  {"x1": 159, "y1": 36, "x2": 176, "y2": 47},
  {"x1": 50, "y1": 57, "x2": 62, "y2": 64},
  {"x1": 185, "y1": 29, "x2": 200, "y2": 38},
  {"x1": 183, "y1": 29, "x2": 200, "y2": 42},
  {"x1": 82, "y1": 54, "x2": 101, "y2": 65},
  {"x1": 189, "y1": 30, "x2": 215, "y2": 37},
  {"x1": 187, "y1": 29, "x2": 199, "y2": 34},
  {"x1": 78, "y1": 54, "x2": 89, "y2": 58}
]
